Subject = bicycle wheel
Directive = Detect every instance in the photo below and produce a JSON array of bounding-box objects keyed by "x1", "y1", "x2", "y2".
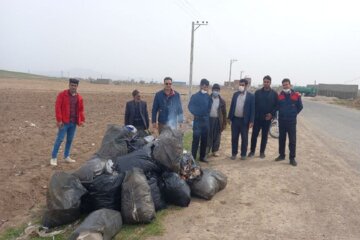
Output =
[{"x1": 269, "y1": 120, "x2": 279, "y2": 138}]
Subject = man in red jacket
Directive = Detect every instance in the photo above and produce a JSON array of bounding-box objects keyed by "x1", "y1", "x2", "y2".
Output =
[{"x1": 50, "y1": 78, "x2": 85, "y2": 166}]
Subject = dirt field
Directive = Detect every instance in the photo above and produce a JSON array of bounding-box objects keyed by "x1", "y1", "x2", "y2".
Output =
[{"x1": 1, "y1": 78, "x2": 360, "y2": 239}]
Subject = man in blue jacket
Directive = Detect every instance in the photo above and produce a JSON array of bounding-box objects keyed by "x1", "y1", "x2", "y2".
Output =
[
  {"x1": 152, "y1": 77, "x2": 184, "y2": 133},
  {"x1": 275, "y1": 78, "x2": 303, "y2": 166},
  {"x1": 228, "y1": 79, "x2": 255, "y2": 160},
  {"x1": 188, "y1": 79, "x2": 212, "y2": 162}
]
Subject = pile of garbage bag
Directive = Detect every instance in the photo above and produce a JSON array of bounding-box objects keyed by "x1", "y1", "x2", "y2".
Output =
[{"x1": 42, "y1": 124, "x2": 227, "y2": 239}]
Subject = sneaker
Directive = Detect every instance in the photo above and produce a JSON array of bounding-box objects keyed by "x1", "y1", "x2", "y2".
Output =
[
  {"x1": 275, "y1": 155, "x2": 285, "y2": 161},
  {"x1": 200, "y1": 157, "x2": 209, "y2": 163},
  {"x1": 50, "y1": 158, "x2": 57, "y2": 166},
  {"x1": 212, "y1": 152, "x2": 220, "y2": 157},
  {"x1": 290, "y1": 158, "x2": 297, "y2": 166},
  {"x1": 247, "y1": 152, "x2": 255, "y2": 158},
  {"x1": 64, "y1": 157, "x2": 76, "y2": 163},
  {"x1": 260, "y1": 152, "x2": 266, "y2": 159},
  {"x1": 240, "y1": 156, "x2": 247, "y2": 160},
  {"x1": 230, "y1": 155, "x2": 236, "y2": 160}
]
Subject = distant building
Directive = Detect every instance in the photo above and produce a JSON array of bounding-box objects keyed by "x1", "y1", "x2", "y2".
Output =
[
  {"x1": 91, "y1": 78, "x2": 112, "y2": 84},
  {"x1": 224, "y1": 77, "x2": 252, "y2": 88},
  {"x1": 172, "y1": 81, "x2": 187, "y2": 86},
  {"x1": 315, "y1": 84, "x2": 358, "y2": 99}
]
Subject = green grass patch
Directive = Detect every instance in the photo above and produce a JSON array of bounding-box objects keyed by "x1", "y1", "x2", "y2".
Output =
[
  {"x1": 183, "y1": 130, "x2": 193, "y2": 152},
  {"x1": 1, "y1": 207, "x2": 182, "y2": 240},
  {"x1": 0, "y1": 227, "x2": 24, "y2": 240},
  {"x1": 115, "y1": 208, "x2": 173, "y2": 240},
  {"x1": 0, "y1": 222, "x2": 77, "y2": 240},
  {"x1": 0, "y1": 69, "x2": 51, "y2": 79}
]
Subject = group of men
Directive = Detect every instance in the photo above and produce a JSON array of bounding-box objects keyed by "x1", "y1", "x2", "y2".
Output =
[{"x1": 50, "y1": 76, "x2": 303, "y2": 167}]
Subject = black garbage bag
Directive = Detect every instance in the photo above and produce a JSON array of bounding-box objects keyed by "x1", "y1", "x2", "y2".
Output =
[
  {"x1": 42, "y1": 172, "x2": 87, "y2": 228},
  {"x1": 179, "y1": 152, "x2": 202, "y2": 181},
  {"x1": 152, "y1": 127, "x2": 183, "y2": 172},
  {"x1": 189, "y1": 168, "x2": 227, "y2": 200},
  {"x1": 121, "y1": 168, "x2": 155, "y2": 224},
  {"x1": 126, "y1": 130, "x2": 152, "y2": 152},
  {"x1": 72, "y1": 157, "x2": 106, "y2": 183},
  {"x1": 96, "y1": 124, "x2": 135, "y2": 160},
  {"x1": 162, "y1": 172, "x2": 191, "y2": 207},
  {"x1": 81, "y1": 172, "x2": 125, "y2": 212},
  {"x1": 69, "y1": 209, "x2": 122, "y2": 240},
  {"x1": 113, "y1": 145, "x2": 161, "y2": 174},
  {"x1": 146, "y1": 172, "x2": 167, "y2": 211}
]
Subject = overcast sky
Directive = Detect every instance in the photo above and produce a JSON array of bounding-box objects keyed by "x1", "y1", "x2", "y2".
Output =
[{"x1": 1, "y1": 0, "x2": 359, "y2": 86}]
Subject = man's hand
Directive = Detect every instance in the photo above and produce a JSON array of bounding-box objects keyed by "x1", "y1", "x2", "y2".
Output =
[
  {"x1": 265, "y1": 113, "x2": 272, "y2": 121},
  {"x1": 249, "y1": 122, "x2": 254, "y2": 128},
  {"x1": 79, "y1": 122, "x2": 84, "y2": 127},
  {"x1": 56, "y1": 121, "x2": 63, "y2": 128}
]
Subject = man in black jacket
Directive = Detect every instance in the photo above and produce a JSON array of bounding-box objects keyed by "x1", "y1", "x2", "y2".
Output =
[
  {"x1": 125, "y1": 89, "x2": 149, "y2": 131},
  {"x1": 248, "y1": 75, "x2": 278, "y2": 159}
]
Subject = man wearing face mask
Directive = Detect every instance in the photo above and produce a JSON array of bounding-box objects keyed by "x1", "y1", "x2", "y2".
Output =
[
  {"x1": 188, "y1": 79, "x2": 212, "y2": 162},
  {"x1": 207, "y1": 84, "x2": 227, "y2": 157},
  {"x1": 125, "y1": 89, "x2": 149, "y2": 132},
  {"x1": 275, "y1": 78, "x2": 303, "y2": 166},
  {"x1": 228, "y1": 79, "x2": 255, "y2": 160},
  {"x1": 248, "y1": 75, "x2": 278, "y2": 159}
]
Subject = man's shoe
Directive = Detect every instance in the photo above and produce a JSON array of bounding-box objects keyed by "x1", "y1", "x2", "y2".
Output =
[
  {"x1": 64, "y1": 157, "x2": 76, "y2": 163},
  {"x1": 240, "y1": 156, "x2": 246, "y2": 160},
  {"x1": 290, "y1": 158, "x2": 297, "y2": 166},
  {"x1": 230, "y1": 155, "x2": 236, "y2": 160},
  {"x1": 275, "y1": 156, "x2": 285, "y2": 161},
  {"x1": 50, "y1": 158, "x2": 57, "y2": 166},
  {"x1": 247, "y1": 152, "x2": 254, "y2": 158},
  {"x1": 200, "y1": 157, "x2": 209, "y2": 163},
  {"x1": 260, "y1": 152, "x2": 266, "y2": 159},
  {"x1": 212, "y1": 152, "x2": 220, "y2": 157}
]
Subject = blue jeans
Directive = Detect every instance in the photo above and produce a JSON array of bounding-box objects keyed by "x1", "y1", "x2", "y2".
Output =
[{"x1": 51, "y1": 123, "x2": 77, "y2": 159}]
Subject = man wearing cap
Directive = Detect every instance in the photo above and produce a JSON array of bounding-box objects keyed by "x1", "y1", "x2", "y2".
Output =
[
  {"x1": 50, "y1": 78, "x2": 85, "y2": 166},
  {"x1": 228, "y1": 79, "x2": 255, "y2": 160},
  {"x1": 207, "y1": 83, "x2": 227, "y2": 157},
  {"x1": 152, "y1": 77, "x2": 183, "y2": 133},
  {"x1": 125, "y1": 89, "x2": 149, "y2": 132},
  {"x1": 188, "y1": 79, "x2": 212, "y2": 162},
  {"x1": 248, "y1": 75, "x2": 278, "y2": 159}
]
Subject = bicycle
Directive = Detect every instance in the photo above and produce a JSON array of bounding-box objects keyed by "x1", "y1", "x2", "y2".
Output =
[{"x1": 269, "y1": 112, "x2": 279, "y2": 139}]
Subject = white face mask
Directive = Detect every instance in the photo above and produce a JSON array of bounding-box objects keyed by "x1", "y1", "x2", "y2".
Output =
[
  {"x1": 201, "y1": 89, "x2": 208, "y2": 94},
  {"x1": 238, "y1": 86, "x2": 245, "y2": 92},
  {"x1": 212, "y1": 91, "x2": 219, "y2": 97},
  {"x1": 283, "y1": 88, "x2": 291, "y2": 93}
]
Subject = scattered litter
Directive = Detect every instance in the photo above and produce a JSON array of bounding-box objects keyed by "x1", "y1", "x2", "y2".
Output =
[{"x1": 281, "y1": 189, "x2": 300, "y2": 195}]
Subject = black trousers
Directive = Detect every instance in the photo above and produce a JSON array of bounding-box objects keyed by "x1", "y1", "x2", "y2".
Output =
[
  {"x1": 191, "y1": 118, "x2": 209, "y2": 160},
  {"x1": 208, "y1": 117, "x2": 221, "y2": 153},
  {"x1": 231, "y1": 117, "x2": 249, "y2": 157},
  {"x1": 250, "y1": 119, "x2": 271, "y2": 154},
  {"x1": 278, "y1": 119, "x2": 297, "y2": 159}
]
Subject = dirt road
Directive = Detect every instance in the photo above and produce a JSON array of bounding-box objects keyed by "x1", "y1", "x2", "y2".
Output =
[
  {"x1": 1, "y1": 78, "x2": 360, "y2": 239},
  {"x1": 148, "y1": 101, "x2": 360, "y2": 240}
]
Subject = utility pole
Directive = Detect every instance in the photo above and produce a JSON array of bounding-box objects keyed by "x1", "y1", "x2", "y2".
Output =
[
  {"x1": 228, "y1": 59, "x2": 237, "y2": 85},
  {"x1": 240, "y1": 70, "x2": 244, "y2": 80},
  {"x1": 189, "y1": 21, "x2": 208, "y2": 98}
]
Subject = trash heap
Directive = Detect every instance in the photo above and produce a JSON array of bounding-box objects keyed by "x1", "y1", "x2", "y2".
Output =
[{"x1": 42, "y1": 125, "x2": 227, "y2": 240}]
